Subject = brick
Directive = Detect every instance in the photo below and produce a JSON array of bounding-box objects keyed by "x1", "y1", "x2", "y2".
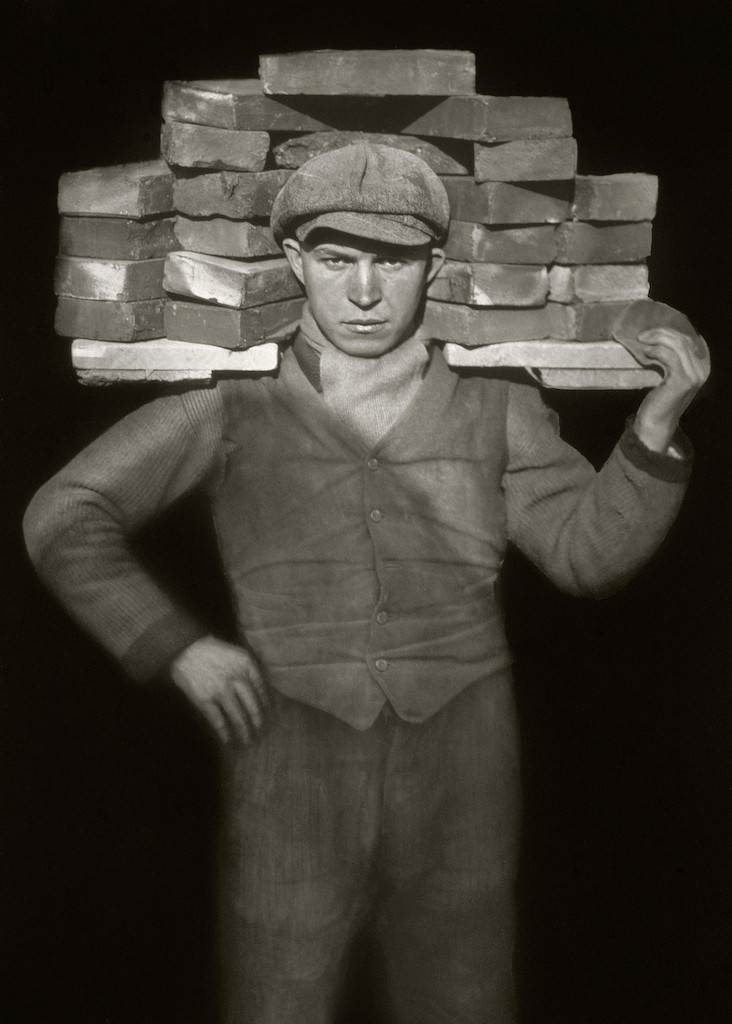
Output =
[
  {"x1": 555, "y1": 222, "x2": 653, "y2": 264},
  {"x1": 474, "y1": 138, "x2": 577, "y2": 182},
  {"x1": 58, "y1": 215, "x2": 178, "y2": 260},
  {"x1": 259, "y1": 50, "x2": 476, "y2": 96},
  {"x1": 443, "y1": 339, "x2": 651, "y2": 369},
  {"x1": 400, "y1": 95, "x2": 572, "y2": 142},
  {"x1": 428, "y1": 262, "x2": 548, "y2": 306},
  {"x1": 444, "y1": 221, "x2": 557, "y2": 264},
  {"x1": 163, "y1": 253, "x2": 300, "y2": 309},
  {"x1": 548, "y1": 301, "x2": 633, "y2": 341},
  {"x1": 54, "y1": 256, "x2": 165, "y2": 301},
  {"x1": 529, "y1": 367, "x2": 660, "y2": 389},
  {"x1": 164, "y1": 298, "x2": 304, "y2": 348},
  {"x1": 72, "y1": 337, "x2": 280, "y2": 373},
  {"x1": 423, "y1": 300, "x2": 550, "y2": 346},
  {"x1": 174, "y1": 216, "x2": 281, "y2": 259},
  {"x1": 548, "y1": 265, "x2": 649, "y2": 303},
  {"x1": 272, "y1": 132, "x2": 472, "y2": 176},
  {"x1": 55, "y1": 296, "x2": 165, "y2": 341},
  {"x1": 571, "y1": 174, "x2": 658, "y2": 221},
  {"x1": 58, "y1": 160, "x2": 174, "y2": 218},
  {"x1": 163, "y1": 81, "x2": 572, "y2": 142},
  {"x1": 441, "y1": 177, "x2": 572, "y2": 224},
  {"x1": 160, "y1": 122, "x2": 269, "y2": 172},
  {"x1": 77, "y1": 368, "x2": 218, "y2": 385},
  {"x1": 173, "y1": 170, "x2": 291, "y2": 218}
]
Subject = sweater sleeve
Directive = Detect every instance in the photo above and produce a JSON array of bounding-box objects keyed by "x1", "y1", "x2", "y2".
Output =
[
  {"x1": 504, "y1": 380, "x2": 693, "y2": 598},
  {"x1": 23, "y1": 388, "x2": 225, "y2": 681}
]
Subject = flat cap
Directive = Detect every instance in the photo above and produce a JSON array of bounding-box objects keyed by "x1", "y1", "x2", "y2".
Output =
[{"x1": 270, "y1": 142, "x2": 451, "y2": 247}]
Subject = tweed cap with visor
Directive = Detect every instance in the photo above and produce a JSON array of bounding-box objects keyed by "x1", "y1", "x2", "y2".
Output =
[{"x1": 270, "y1": 142, "x2": 451, "y2": 248}]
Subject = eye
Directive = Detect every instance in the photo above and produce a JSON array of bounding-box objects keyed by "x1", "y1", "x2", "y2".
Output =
[{"x1": 376, "y1": 257, "x2": 406, "y2": 270}]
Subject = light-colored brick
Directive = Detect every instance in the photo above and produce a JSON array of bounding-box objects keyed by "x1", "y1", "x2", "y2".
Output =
[
  {"x1": 163, "y1": 252, "x2": 300, "y2": 309},
  {"x1": 423, "y1": 300, "x2": 550, "y2": 345},
  {"x1": 174, "y1": 217, "x2": 281, "y2": 259},
  {"x1": 54, "y1": 257, "x2": 165, "y2": 301},
  {"x1": 173, "y1": 170, "x2": 291, "y2": 218},
  {"x1": 548, "y1": 264, "x2": 649, "y2": 303},
  {"x1": 259, "y1": 50, "x2": 476, "y2": 96},
  {"x1": 160, "y1": 122, "x2": 269, "y2": 172},
  {"x1": 441, "y1": 177, "x2": 572, "y2": 224},
  {"x1": 72, "y1": 337, "x2": 280, "y2": 372},
  {"x1": 55, "y1": 296, "x2": 165, "y2": 341},
  {"x1": 571, "y1": 174, "x2": 658, "y2": 221},
  {"x1": 444, "y1": 222, "x2": 557, "y2": 264},
  {"x1": 164, "y1": 297, "x2": 304, "y2": 348},
  {"x1": 58, "y1": 216, "x2": 178, "y2": 260},
  {"x1": 474, "y1": 138, "x2": 577, "y2": 182},
  {"x1": 529, "y1": 367, "x2": 660, "y2": 389},
  {"x1": 273, "y1": 132, "x2": 472, "y2": 176},
  {"x1": 443, "y1": 339, "x2": 651, "y2": 368},
  {"x1": 555, "y1": 222, "x2": 653, "y2": 264},
  {"x1": 58, "y1": 161, "x2": 174, "y2": 218},
  {"x1": 77, "y1": 369, "x2": 216, "y2": 385},
  {"x1": 428, "y1": 262, "x2": 548, "y2": 307}
]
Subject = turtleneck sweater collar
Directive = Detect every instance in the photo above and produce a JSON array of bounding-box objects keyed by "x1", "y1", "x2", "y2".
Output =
[{"x1": 295, "y1": 304, "x2": 431, "y2": 449}]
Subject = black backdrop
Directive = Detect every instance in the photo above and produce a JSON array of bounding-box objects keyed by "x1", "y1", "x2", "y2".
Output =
[{"x1": 3, "y1": 2, "x2": 731, "y2": 1021}]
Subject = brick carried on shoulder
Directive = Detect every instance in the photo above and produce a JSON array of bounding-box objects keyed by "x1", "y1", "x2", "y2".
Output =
[
  {"x1": 58, "y1": 160, "x2": 174, "y2": 218},
  {"x1": 423, "y1": 301, "x2": 551, "y2": 346},
  {"x1": 173, "y1": 170, "x2": 291, "y2": 219},
  {"x1": 55, "y1": 297, "x2": 166, "y2": 341},
  {"x1": 555, "y1": 222, "x2": 653, "y2": 264},
  {"x1": 444, "y1": 222, "x2": 557, "y2": 264},
  {"x1": 428, "y1": 262, "x2": 549, "y2": 307},
  {"x1": 273, "y1": 132, "x2": 472, "y2": 176},
  {"x1": 161, "y1": 123, "x2": 270, "y2": 172},
  {"x1": 548, "y1": 265, "x2": 649, "y2": 303},
  {"x1": 58, "y1": 216, "x2": 178, "y2": 260},
  {"x1": 571, "y1": 174, "x2": 658, "y2": 222},
  {"x1": 174, "y1": 217, "x2": 281, "y2": 259},
  {"x1": 164, "y1": 298, "x2": 304, "y2": 348},
  {"x1": 442, "y1": 177, "x2": 572, "y2": 225},
  {"x1": 259, "y1": 50, "x2": 476, "y2": 96},
  {"x1": 163, "y1": 252, "x2": 300, "y2": 308},
  {"x1": 474, "y1": 139, "x2": 577, "y2": 182},
  {"x1": 54, "y1": 256, "x2": 166, "y2": 301}
]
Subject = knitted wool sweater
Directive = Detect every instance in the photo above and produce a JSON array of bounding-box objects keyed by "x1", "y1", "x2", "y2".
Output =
[{"x1": 23, "y1": 336, "x2": 692, "y2": 728}]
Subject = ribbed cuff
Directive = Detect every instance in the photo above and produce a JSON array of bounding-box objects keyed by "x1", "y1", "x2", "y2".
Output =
[
  {"x1": 619, "y1": 416, "x2": 694, "y2": 483},
  {"x1": 121, "y1": 611, "x2": 209, "y2": 683}
]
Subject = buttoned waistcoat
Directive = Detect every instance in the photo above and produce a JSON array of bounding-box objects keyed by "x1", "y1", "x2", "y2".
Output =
[{"x1": 213, "y1": 346, "x2": 513, "y2": 730}]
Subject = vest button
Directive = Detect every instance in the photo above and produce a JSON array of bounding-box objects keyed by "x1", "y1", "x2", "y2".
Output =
[
  {"x1": 375, "y1": 658, "x2": 389, "y2": 671},
  {"x1": 376, "y1": 611, "x2": 389, "y2": 625},
  {"x1": 369, "y1": 509, "x2": 383, "y2": 522},
  {"x1": 367, "y1": 458, "x2": 379, "y2": 471}
]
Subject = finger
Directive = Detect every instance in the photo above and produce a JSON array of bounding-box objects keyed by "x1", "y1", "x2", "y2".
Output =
[
  {"x1": 199, "y1": 700, "x2": 232, "y2": 745},
  {"x1": 237, "y1": 654, "x2": 270, "y2": 705},
  {"x1": 638, "y1": 328, "x2": 709, "y2": 377},
  {"x1": 232, "y1": 678, "x2": 265, "y2": 731},
  {"x1": 637, "y1": 339, "x2": 697, "y2": 384},
  {"x1": 216, "y1": 687, "x2": 254, "y2": 744}
]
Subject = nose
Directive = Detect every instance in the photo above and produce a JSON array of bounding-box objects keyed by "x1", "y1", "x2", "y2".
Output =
[{"x1": 347, "y1": 259, "x2": 381, "y2": 308}]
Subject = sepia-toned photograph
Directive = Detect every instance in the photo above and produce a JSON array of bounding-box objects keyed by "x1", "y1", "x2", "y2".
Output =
[{"x1": 4, "y1": 2, "x2": 731, "y2": 1021}]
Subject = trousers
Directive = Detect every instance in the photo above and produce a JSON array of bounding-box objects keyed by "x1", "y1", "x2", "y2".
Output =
[{"x1": 219, "y1": 673, "x2": 522, "y2": 1024}]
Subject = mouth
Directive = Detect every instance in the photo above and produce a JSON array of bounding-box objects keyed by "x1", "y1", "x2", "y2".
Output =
[{"x1": 343, "y1": 320, "x2": 387, "y2": 334}]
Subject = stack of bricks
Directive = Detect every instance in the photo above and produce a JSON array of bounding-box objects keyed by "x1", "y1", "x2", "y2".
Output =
[{"x1": 56, "y1": 49, "x2": 660, "y2": 388}]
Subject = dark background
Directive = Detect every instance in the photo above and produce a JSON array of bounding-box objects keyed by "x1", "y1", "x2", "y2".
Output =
[{"x1": 3, "y1": 1, "x2": 731, "y2": 1021}]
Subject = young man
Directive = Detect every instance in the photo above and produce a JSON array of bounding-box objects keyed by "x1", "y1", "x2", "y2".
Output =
[{"x1": 24, "y1": 144, "x2": 708, "y2": 1023}]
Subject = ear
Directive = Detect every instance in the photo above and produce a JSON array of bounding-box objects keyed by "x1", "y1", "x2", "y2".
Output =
[
  {"x1": 282, "y1": 238, "x2": 305, "y2": 286},
  {"x1": 427, "y1": 247, "x2": 446, "y2": 285}
]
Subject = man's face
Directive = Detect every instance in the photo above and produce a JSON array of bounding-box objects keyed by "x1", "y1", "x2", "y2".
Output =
[{"x1": 283, "y1": 230, "x2": 445, "y2": 358}]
